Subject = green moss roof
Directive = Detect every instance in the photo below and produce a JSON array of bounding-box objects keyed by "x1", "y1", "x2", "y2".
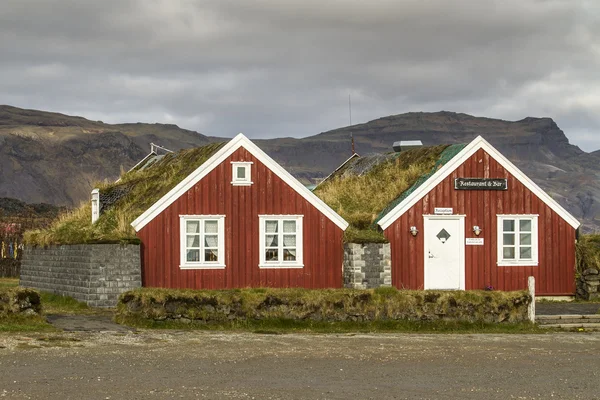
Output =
[
  {"x1": 314, "y1": 144, "x2": 465, "y2": 243},
  {"x1": 24, "y1": 142, "x2": 226, "y2": 246}
]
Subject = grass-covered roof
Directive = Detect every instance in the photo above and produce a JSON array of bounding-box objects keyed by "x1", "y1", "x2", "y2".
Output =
[
  {"x1": 25, "y1": 142, "x2": 225, "y2": 246},
  {"x1": 313, "y1": 144, "x2": 465, "y2": 243}
]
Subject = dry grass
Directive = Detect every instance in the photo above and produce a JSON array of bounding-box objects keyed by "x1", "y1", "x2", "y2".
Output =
[
  {"x1": 24, "y1": 142, "x2": 225, "y2": 246},
  {"x1": 117, "y1": 286, "x2": 532, "y2": 326},
  {"x1": 576, "y1": 234, "x2": 600, "y2": 273},
  {"x1": 314, "y1": 145, "x2": 449, "y2": 242}
]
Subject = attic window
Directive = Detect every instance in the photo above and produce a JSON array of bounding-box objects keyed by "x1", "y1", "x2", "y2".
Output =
[{"x1": 231, "y1": 162, "x2": 253, "y2": 186}]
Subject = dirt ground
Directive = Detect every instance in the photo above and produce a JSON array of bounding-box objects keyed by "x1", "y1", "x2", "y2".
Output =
[{"x1": 0, "y1": 331, "x2": 599, "y2": 400}]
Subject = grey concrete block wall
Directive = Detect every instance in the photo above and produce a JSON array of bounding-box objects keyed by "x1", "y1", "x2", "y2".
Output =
[
  {"x1": 20, "y1": 244, "x2": 142, "y2": 307},
  {"x1": 343, "y1": 243, "x2": 391, "y2": 289}
]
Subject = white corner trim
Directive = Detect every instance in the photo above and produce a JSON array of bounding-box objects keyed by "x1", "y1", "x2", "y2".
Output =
[
  {"x1": 377, "y1": 136, "x2": 580, "y2": 231},
  {"x1": 131, "y1": 133, "x2": 349, "y2": 231}
]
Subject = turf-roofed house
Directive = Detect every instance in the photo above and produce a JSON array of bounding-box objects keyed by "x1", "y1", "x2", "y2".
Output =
[
  {"x1": 315, "y1": 136, "x2": 580, "y2": 296},
  {"x1": 23, "y1": 134, "x2": 349, "y2": 303}
]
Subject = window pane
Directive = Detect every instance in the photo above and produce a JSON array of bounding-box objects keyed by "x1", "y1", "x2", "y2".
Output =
[
  {"x1": 520, "y1": 247, "x2": 532, "y2": 259},
  {"x1": 265, "y1": 235, "x2": 278, "y2": 247},
  {"x1": 186, "y1": 221, "x2": 200, "y2": 233},
  {"x1": 503, "y1": 234, "x2": 515, "y2": 246},
  {"x1": 186, "y1": 249, "x2": 200, "y2": 262},
  {"x1": 520, "y1": 233, "x2": 531, "y2": 246},
  {"x1": 283, "y1": 249, "x2": 296, "y2": 261},
  {"x1": 265, "y1": 249, "x2": 278, "y2": 261},
  {"x1": 204, "y1": 249, "x2": 219, "y2": 262},
  {"x1": 283, "y1": 234, "x2": 296, "y2": 247},
  {"x1": 519, "y1": 219, "x2": 532, "y2": 232},
  {"x1": 205, "y1": 220, "x2": 218, "y2": 234},
  {"x1": 187, "y1": 235, "x2": 200, "y2": 248},
  {"x1": 283, "y1": 220, "x2": 296, "y2": 233},
  {"x1": 503, "y1": 219, "x2": 515, "y2": 232},
  {"x1": 237, "y1": 166, "x2": 246, "y2": 179},
  {"x1": 205, "y1": 235, "x2": 218, "y2": 248},
  {"x1": 265, "y1": 220, "x2": 278, "y2": 233},
  {"x1": 503, "y1": 247, "x2": 515, "y2": 259}
]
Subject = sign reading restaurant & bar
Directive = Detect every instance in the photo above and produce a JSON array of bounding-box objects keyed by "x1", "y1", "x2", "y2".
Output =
[{"x1": 454, "y1": 178, "x2": 508, "y2": 191}]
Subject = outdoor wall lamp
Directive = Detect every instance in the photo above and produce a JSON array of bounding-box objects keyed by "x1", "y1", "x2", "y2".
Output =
[
  {"x1": 473, "y1": 226, "x2": 482, "y2": 236},
  {"x1": 409, "y1": 226, "x2": 419, "y2": 237}
]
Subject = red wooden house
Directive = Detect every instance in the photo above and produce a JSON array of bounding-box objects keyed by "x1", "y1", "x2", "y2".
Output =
[
  {"x1": 131, "y1": 133, "x2": 349, "y2": 289},
  {"x1": 377, "y1": 136, "x2": 580, "y2": 295}
]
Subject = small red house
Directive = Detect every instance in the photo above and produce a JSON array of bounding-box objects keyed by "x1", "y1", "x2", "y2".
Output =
[
  {"x1": 131, "y1": 133, "x2": 349, "y2": 289},
  {"x1": 377, "y1": 136, "x2": 580, "y2": 295}
]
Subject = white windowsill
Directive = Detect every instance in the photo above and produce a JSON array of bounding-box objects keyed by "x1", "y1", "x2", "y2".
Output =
[
  {"x1": 231, "y1": 181, "x2": 253, "y2": 186},
  {"x1": 259, "y1": 264, "x2": 304, "y2": 269},
  {"x1": 497, "y1": 261, "x2": 538, "y2": 267},
  {"x1": 180, "y1": 264, "x2": 226, "y2": 270}
]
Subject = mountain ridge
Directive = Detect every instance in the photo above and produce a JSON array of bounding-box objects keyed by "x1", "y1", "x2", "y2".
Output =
[{"x1": 0, "y1": 106, "x2": 598, "y2": 232}]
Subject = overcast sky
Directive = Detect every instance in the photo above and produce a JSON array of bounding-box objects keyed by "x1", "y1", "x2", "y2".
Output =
[{"x1": 1, "y1": 0, "x2": 599, "y2": 151}]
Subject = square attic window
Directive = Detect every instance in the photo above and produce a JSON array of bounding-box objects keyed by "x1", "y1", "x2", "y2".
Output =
[{"x1": 231, "y1": 162, "x2": 253, "y2": 186}]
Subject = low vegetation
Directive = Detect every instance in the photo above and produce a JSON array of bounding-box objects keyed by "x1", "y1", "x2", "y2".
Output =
[
  {"x1": 576, "y1": 234, "x2": 600, "y2": 274},
  {"x1": 117, "y1": 287, "x2": 532, "y2": 330},
  {"x1": 314, "y1": 145, "x2": 454, "y2": 243},
  {"x1": 24, "y1": 142, "x2": 225, "y2": 246}
]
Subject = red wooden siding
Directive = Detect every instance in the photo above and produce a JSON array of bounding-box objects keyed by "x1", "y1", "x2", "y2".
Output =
[
  {"x1": 137, "y1": 147, "x2": 344, "y2": 289},
  {"x1": 383, "y1": 148, "x2": 576, "y2": 295}
]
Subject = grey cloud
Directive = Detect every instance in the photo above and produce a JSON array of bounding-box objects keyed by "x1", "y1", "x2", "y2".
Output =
[{"x1": 1, "y1": 0, "x2": 599, "y2": 150}]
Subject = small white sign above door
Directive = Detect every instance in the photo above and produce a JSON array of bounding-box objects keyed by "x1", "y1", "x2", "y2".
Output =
[
  {"x1": 466, "y1": 238, "x2": 484, "y2": 245},
  {"x1": 434, "y1": 207, "x2": 453, "y2": 215}
]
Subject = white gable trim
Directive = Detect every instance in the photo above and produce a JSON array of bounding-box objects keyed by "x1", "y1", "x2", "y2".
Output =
[
  {"x1": 131, "y1": 133, "x2": 349, "y2": 232},
  {"x1": 377, "y1": 136, "x2": 580, "y2": 231}
]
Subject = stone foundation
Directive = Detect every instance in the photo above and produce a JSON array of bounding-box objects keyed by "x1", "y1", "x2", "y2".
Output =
[
  {"x1": 343, "y1": 243, "x2": 391, "y2": 289},
  {"x1": 20, "y1": 244, "x2": 142, "y2": 307},
  {"x1": 577, "y1": 268, "x2": 600, "y2": 300}
]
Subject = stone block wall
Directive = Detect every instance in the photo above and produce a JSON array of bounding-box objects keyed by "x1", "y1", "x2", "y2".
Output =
[
  {"x1": 20, "y1": 244, "x2": 141, "y2": 307},
  {"x1": 343, "y1": 243, "x2": 391, "y2": 289},
  {"x1": 577, "y1": 268, "x2": 600, "y2": 300}
]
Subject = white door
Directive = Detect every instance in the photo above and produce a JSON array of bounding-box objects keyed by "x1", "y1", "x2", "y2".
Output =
[{"x1": 424, "y1": 216, "x2": 465, "y2": 290}]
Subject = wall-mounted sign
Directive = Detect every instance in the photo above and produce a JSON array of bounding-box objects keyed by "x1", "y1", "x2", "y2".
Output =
[
  {"x1": 434, "y1": 207, "x2": 453, "y2": 215},
  {"x1": 466, "y1": 238, "x2": 484, "y2": 246},
  {"x1": 455, "y1": 178, "x2": 507, "y2": 191}
]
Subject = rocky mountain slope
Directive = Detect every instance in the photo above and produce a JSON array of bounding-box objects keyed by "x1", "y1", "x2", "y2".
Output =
[{"x1": 0, "y1": 106, "x2": 598, "y2": 232}]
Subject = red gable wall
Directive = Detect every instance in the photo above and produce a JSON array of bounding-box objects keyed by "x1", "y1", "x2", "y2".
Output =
[
  {"x1": 137, "y1": 146, "x2": 344, "y2": 289},
  {"x1": 383, "y1": 148, "x2": 576, "y2": 295}
]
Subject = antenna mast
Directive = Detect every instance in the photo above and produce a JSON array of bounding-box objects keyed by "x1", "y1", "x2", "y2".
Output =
[{"x1": 349, "y1": 94, "x2": 355, "y2": 154}]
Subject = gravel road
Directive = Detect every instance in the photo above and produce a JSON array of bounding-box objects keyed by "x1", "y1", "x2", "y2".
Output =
[{"x1": 0, "y1": 331, "x2": 598, "y2": 399}]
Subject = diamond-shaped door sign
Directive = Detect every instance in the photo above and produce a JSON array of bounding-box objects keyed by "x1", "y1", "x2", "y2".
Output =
[{"x1": 436, "y1": 228, "x2": 451, "y2": 243}]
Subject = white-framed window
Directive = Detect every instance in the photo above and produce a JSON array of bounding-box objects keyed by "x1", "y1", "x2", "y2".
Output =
[
  {"x1": 231, "y1": 161, "x2": 253, "y2": 186},
  {"x1": 179, "y1": 215, "x2": 225, "y2": 269},
  {"x1": 259, "y1": 215, "x2": 303, "y2": 268},
  {"x1": 497, "y1": 215, "x2": 539, "y2": 266}
]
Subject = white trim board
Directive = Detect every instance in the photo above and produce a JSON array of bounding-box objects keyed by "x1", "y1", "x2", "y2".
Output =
[
  {"x1": 131, "y1": 133, "x2": 349, "y2": 232},
  {"x1": 377, "y1": 136, "x2": 580, "y2": 231}
]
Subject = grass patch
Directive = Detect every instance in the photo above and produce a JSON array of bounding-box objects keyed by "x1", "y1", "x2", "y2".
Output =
[
  {"x1": 0, "y1": 278, "x2": 18, "y2": 289},
  {"x1": 39, "y1": 292, "x2": 92, "y2": 315},
  {"x1": 577, "y1": 234, "x2": 600, "y2": 274},
  {"x1": 314, "y1": 145, "x2": 451, "y2": 239},
  {"x1": 116, "y1": 314, "x2": 544, "y2": 334},
  {"x1": 24, "y1": 142, "x2": 226, "y2": 246},
  {"x1": 0, "y1": 315, "x2": 55, "y2": 332},
  {"x1": 118, "y1": 287, "x2": 532, "y2": 329}
]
